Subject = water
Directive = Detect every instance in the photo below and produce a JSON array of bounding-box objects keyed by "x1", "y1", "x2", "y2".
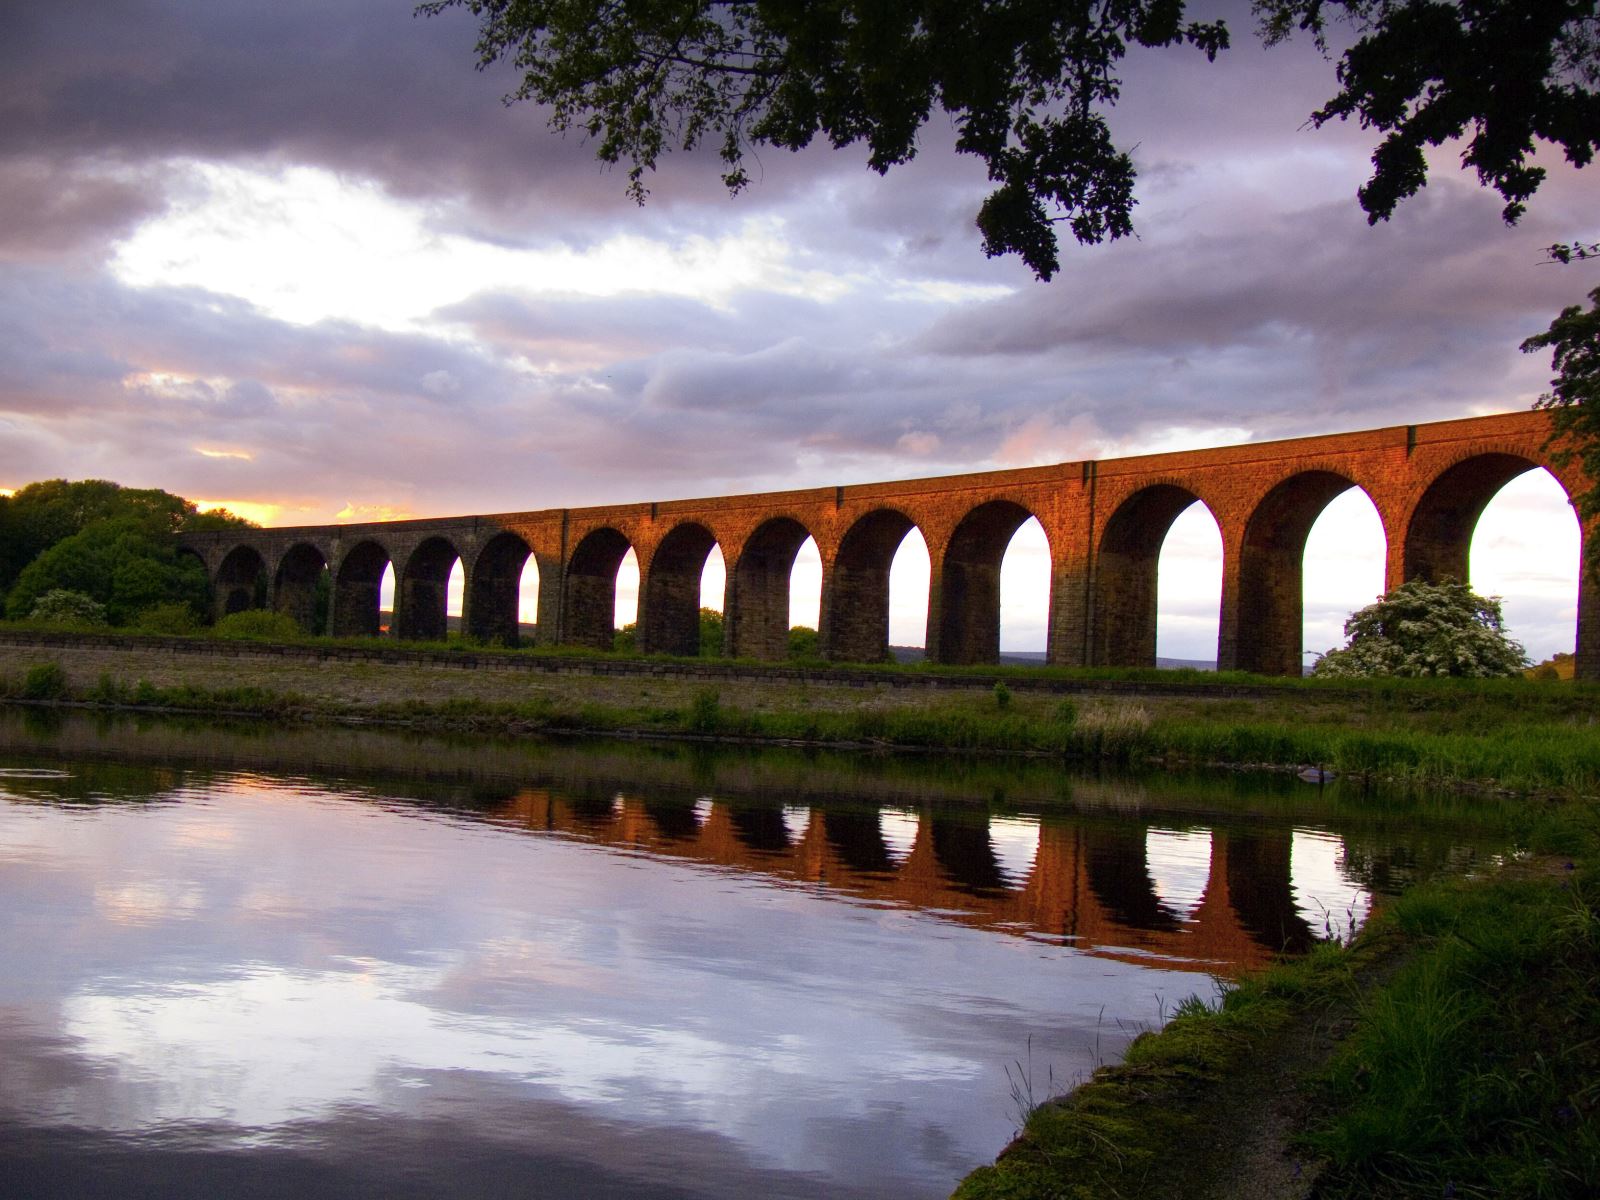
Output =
[{"x1": 0, "y1": 713, "x2": 1511, "y2": 1198}]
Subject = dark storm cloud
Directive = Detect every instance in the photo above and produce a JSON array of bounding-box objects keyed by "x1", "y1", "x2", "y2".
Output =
[{"x1": 0, "y1": 0, "x2": 862, "y2": 256}]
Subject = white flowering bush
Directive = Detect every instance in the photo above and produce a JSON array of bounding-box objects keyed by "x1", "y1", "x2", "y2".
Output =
[
  {"x1": 27, "y1": 588, "x2": 109, "y2": 627},
  {"x1": 1310, "y1": 579, "x2": 1528, "y2": 679}
]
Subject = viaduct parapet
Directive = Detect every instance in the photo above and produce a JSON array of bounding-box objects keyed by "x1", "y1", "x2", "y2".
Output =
[{"x1": 177, "y1": 410, "x2": 1597, "y2": 677}]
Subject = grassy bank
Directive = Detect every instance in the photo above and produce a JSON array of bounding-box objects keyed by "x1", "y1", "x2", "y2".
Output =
[
  {"x1": 954, "y1": 807, "x2": 1600, "y2": 1199},
  {"x1": 4, "y1": 638, "x2": 1600, "y2": 794}
]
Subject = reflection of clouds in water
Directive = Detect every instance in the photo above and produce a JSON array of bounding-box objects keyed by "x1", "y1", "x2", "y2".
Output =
[
  {"x1": 692, "y1": 797, "x2": 713, "y2": 826},
  {"x1": 1291, "y1": 830, "x2": 1370, "y2": 942},
  {"x1": 879, "y1": 809, "x2": 919, "y2": 863},
  {"x1": 987, "y1": 817, "x2": 1039, "y2": 888},
  {"x1": 1145, "y1": 828, "x2": 1212, "y2": 921},
  {"x1": 93, "y1": 880, "x2": 204, "y2": 926},
  {"x1": 59, "y1": 957, "x2": 974, "y2": 1169},
  {"x1": 780, "y1": 805, "x2": 810, "y2": 843}
]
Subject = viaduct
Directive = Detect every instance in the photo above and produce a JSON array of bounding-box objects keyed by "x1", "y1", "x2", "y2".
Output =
[{"x1": 178, "y1": 410, "x2": 1596, "y2": 677}]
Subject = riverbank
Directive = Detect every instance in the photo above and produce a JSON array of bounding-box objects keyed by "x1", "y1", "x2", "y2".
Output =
[
  {"x1": 3, "y1": 631, "x2": 1600, "y2": 795},
  {"x1": 955, "y1": 837, "x2": 1599, "y2": 1199},
  {"x1": 2, "y1": 646, "x2": 1594, "y2": 1196}
]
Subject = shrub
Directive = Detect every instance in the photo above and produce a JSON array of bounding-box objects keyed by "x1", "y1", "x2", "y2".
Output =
[
  {"x1": 27, "y1": 588, "x2": 108, "y2": 627},
  {"x1": 613, "y1": 622, "x2": 638, "y2": 654},
  {"x1": 993, "y1": 680, "x2": 1012, "y2": 710},
  {"x1": 22, "y1": 662, "x2": 69, "y2": 700},
  {"x1": 211, "y1": 609, "x2": 303, "y2": 641},
  {"x1": 787, "y1": 626, "x2": 820, "y2": 661},
  {"x1": 688, "y1": 687, "x2": 722, "y2": 733},
  {"x1": 1311, "y1": 578, "x2": 1528, "y2": 679},
  {"x1": 134, "y1": 601, "x2": 201, "y2": 635}
]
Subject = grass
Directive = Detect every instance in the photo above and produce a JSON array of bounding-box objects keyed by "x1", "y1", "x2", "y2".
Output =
[
  {"x1": 954, "y1": 806, "x2": 1600, "y2": 1200},
  {"x1": 4, "y1": 642, "x2": 1600, "y2": 794}
]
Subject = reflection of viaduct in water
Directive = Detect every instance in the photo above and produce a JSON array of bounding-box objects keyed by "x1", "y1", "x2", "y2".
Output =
[
  {"x1": 492, "y1": 791, "x2": 1332, "y2": 976},
  {"x1": 177, "y1": 412, "x2": 1596, "y2": 676}
]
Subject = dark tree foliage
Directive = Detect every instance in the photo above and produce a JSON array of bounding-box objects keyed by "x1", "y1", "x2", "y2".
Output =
[
  {"x1": 5, "y1": 517, "x2": 212, "y2": 625},
  {"x1": 0, "y1": 480, "x2": 255, "y2": 622},
  {"x1": 425, "y1": 1, "x2": 1596, "y2": 277},
  {"x1": 1524, "y1": 286, "x2": 1600, "y2": 514},
  {"x1": 1257, "y1": 1, "x2": 1600, "y2": 228},
  {"x1": 420, "y1": 0, "x2": 1229, "y2": 279}
]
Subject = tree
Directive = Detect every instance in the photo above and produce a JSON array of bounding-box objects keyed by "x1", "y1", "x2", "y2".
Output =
[
  {"x1": 424, "y1": 0, "x2": 1596, "y2": 279},
  {"x1": 422, "y1": 0, "x2": 1229, "y2": 280},
  {"x1": 1309, "y1": 577, "x2": 1528, "y2": 678},
  {"x1": 1256, "y1": 2, "x2": 1600, "y2": 229},
  {"x1": 5, "y1": 516, "x2": 212, "y2": 626},
  {"x1": 1524, "y1": 286, "x2": 1600, "y2": 518}
]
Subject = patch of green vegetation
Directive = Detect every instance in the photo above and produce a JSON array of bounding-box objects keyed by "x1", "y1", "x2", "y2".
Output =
[
  {"x1": 1308, "y1": 855, "x2": 1600, "y2": 1198},
  {"x1": 956, "y1": 808, "x2": 1600, "y2": 1200}
]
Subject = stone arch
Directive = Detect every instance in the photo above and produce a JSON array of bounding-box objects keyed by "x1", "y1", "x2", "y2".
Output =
[
  {"x1": 727, "y1": 516, "x2": 815, "y2": 660},
  {"x1": 467, "y1": 531, "x2": 532, "y2": 646},
  {"x1": 821, "y1": 508, "x2": 922, "y2": 663},
  {"x1": 931, "y1": 499, "x2": 1046, "y2": 665},
  {"x1": 332, "y1": 540, "x2": 391, "y2": 637},
  {"x1": 564, "y1": 527, "x2": 633, "y2": 650},
  {"x1": 640, "y1": 522, "x2": 720, "y2": 655},
  {"x1": 1092, "y1": 484, "x2": 1210, "y2": 667},
  {"x1": 1233, "y1": 471, "x2": 1367, "y2": 675},
  {"x1": 396, "y1": 536, "x2": 461, "y2": 642},
  {"x1": 273, "y1": 543, "x2": 329, "y2": 634},
  {"x1": 214, "y1": 545, "x2": 267, "y2": 619},
  {"x1": 1404, "y1": 452, "x2": 1554, "y2": 584}
]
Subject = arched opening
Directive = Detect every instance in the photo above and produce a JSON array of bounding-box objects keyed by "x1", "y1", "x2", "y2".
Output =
[
  {"x1": 640, "y1": 522, "x2": 720, "y2": 655},
  {"x1": 1157, "y1": 503, "x2": 1223, "y2": 666},
  {"x1": 999, "y1": 517, "x2": 1050, "y2": 660},
  {"x1": 521, "y1": 553, "x2": 541, "y2": 636},
  {"x1": 273, "y1": 543, "x2": 329, "y2": 635},
  {"x1": 214, "y1": 545, "x2": 267, "y2": 620},
  {"x1": 564, "y1": 527, "x2": 633, "y2": 650},
  {"x1": 1093, "y1": 486, "x2": 1205, "y2": 668},
  {"x1": 1470, "y1": 468, "x2": 1579, "y2": 667},
  {"x1": 379, "y1": 562, "x2": 395, "y2": 633},
  {"x1": 1408, "y1": 457, "x2": 1579, "y2": 668},
  {"x1": 616, "y1": 548, "x2": 639, "y2": 633},
  {"x1": 396, "y1": 536, "x2": 462, "y2": 642},
  {"x1": 790, "y1": 536, "x2": 821, "y2": 653},
  {"x1": 1232, "y1": 471, "x2": 1358, "y2": 675},
  {"x1": 332, "y1": 541, "x2": 391, "y2": 637},
  {"x1": 889, "y1": 528, "x2": 930, "y2": 659},
  {"x1": 932, "y1": 500, "x2": 1045, "y2": 665},
  {"x1": 821, "y1": 509, "x2": 924, "y2": 663},
  {"x1": 728, "y1": 517, "x2": 816, "y2": 660},
  {"x1": 1301, "y1": 488, "x2": 1386, "y2": 668},
  {"x1": 468, "y1": 531, "x2": 532, "y2": 646}
]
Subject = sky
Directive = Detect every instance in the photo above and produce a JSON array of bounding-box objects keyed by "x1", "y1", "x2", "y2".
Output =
[{"x1": 2, "y1": 0, "x2": 1595, "y2": 662}]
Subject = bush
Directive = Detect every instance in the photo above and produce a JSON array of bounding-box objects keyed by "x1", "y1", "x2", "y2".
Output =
[
  {"x1": 688, "y1": 687, "x2": 721, "y2": 733},
  {"x1": 788, "y1": 626, "x2": 820, "y2": 661},
  {"x1": 211, "y1": 609, "x2": 303, "y2": 641},
  {"x1": 993, "y1": 680, "x2": 1012, "y2": 710},
  {"x1": 22, "y1": 662, "x2": 69, "y2": 700},
  {"x1": 613, "y1": 622, "x2": 638, "y2": 654},
  {"x1": 27, "y1": 588, "x2": 108, "y2": 627},
  {"x1": 1311, "y1": 578, "x2": 1528, "y2": 679},
  {"x1": 134, "y1": 601, "x2": 201, "y2": 635}
]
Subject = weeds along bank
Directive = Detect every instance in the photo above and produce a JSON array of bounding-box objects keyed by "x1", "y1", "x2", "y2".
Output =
[
  {"x1": 955, "y1": 832, "x2": 1600, "y2": 1199},
  {"x1": 4, "y1": 631, "x2": 1600, "y2": 794}
]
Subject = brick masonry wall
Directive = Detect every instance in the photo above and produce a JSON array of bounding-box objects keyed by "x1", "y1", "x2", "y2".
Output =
[{"x1": 177, "y1": 412, "x2": 1597, "y2": 678}]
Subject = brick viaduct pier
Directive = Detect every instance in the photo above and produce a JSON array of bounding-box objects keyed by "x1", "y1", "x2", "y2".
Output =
[{"x1": 178, "y1": 410, "x2": 1596, "y2": 677}]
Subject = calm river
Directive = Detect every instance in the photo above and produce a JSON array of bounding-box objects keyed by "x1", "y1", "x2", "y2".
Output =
[{"x1": 0, "y1": 711, "x2": 1512, "y2": 1198}]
